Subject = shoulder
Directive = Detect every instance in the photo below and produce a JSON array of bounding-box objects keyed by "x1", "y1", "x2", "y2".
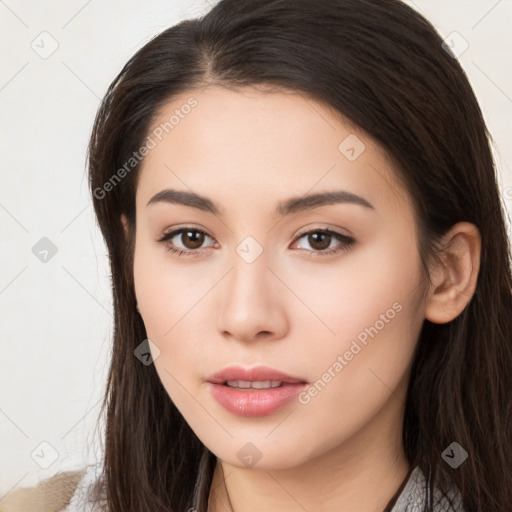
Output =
[
  {"x1": 0, "y1": 468, "x2": 85, "y2": 512},
  {"x1": 0, "y1": 463, "x2": 105, "y2": 512},
  {"x1": 61, "y1": 462, "x2": 106, "y2": 512}
]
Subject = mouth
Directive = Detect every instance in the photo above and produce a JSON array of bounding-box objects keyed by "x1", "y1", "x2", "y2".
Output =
[
  {"x1": 222, "y1": 380, "x2": 285, "y2": 389},
  {"x1": 206, "y1": 365, "x2": 308, "y2": 417}
]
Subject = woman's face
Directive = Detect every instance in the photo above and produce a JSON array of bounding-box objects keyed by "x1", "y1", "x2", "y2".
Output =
[{"x1": 130, "y1": 85, "x2": 428, "y2": 469}]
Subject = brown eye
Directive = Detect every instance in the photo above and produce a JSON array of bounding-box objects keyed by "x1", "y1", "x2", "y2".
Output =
[
  {"x1": 293, "y1": 228, "x2": 355, "y2": 256},
  {"x1": 180, "y1": 230, "x2": 205, "y2": 249},
  {"x1": 306, "y1": 232, "x2": 332, "y2": 251},
  {"x1": 156, "y1": 227, "x2": 216, "y2": 257}
]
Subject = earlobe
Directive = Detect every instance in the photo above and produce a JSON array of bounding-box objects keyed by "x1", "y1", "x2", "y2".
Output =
[{"x1": 424, "y1": 222, "x2": 481, "y2": 324}]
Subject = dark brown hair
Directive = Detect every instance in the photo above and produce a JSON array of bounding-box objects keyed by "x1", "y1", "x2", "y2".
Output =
[{"x1": 87, "y1": 0, "x2": 512, "y2": 510}]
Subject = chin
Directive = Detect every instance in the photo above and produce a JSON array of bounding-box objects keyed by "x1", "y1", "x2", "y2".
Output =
[{"x1": 209, "y1": 438, "x2": 317, "y2": 471}]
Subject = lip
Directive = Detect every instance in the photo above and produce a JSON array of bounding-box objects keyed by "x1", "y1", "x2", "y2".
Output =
[
  {"x1": 206, "y1": 365, "x2": 308, "y2": 418},
  {"x1": 206, "y1": 365, "x2": 307, "y2": 385}
]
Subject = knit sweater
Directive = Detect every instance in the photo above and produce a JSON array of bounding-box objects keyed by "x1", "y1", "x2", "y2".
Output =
[{"x1": 0, "y1": 463, "x2": 466, "y2": 512}]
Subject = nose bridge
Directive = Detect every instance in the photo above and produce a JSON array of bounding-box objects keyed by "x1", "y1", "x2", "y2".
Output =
[
  {"x1": 229, "y1": 228, "x2": 272, "y2": 293},
  {"x1": 216, "y1": 238, "x2": 288, "y2": 340},
  {"x1": 226, "y1": 243, "x2": 273, "y2": 312}
]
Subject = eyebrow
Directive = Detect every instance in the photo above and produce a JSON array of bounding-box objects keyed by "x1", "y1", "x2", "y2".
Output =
[{"x1": 146, "y1": 188, "x2": 375, "y2": 216}]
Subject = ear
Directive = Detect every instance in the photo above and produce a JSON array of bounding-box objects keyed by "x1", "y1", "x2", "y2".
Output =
[
  {"x1": 120, "y1": 214, "x2": 130, "y2": 241},
  {"x1": 424, "y1": 222, "x2": 481, "y2": 324}
]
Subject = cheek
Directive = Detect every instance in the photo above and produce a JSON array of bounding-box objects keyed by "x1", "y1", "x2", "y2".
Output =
[
  {"x1": 133, "y1": 243, "x2": 166, "y2": 334},
  {"x1": 281, "y1": 232, "x2": 424, "y2": 347},
  {"x1": 292, "y1": 236, "x2": 424, "y2": 401},
  {"x1": 298, "y1": 298, "x2": 420, "y2": 454},
  {"x1": 132, "y1": 238, "x2": 216, "y2": 373},
  {"x1": 133, "y1": 237, "x2": 195, "y2": 334}
]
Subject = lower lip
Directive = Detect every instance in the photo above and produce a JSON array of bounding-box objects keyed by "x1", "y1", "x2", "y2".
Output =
[{"x1": 207, "y1": 382, "x2": 307, "y2": 417}]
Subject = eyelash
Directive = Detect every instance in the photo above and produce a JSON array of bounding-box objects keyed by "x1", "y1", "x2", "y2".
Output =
[{"x1": 156, "y1": 226, "x2": 355, "y2": 258}]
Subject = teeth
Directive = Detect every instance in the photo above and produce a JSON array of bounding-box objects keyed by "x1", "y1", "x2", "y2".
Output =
[{"x1": 225, "y1": 380, "x2": 282, "y2": 389}]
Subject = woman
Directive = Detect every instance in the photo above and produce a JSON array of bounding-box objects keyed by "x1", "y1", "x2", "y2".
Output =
[{"x1": 3, "y1": 0, "x2": 510, "y2": 511}]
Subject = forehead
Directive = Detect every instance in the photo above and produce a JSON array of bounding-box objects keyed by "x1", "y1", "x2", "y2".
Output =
[{"x1": 136, "y1": 85, "x2": 407, "y2": 216}]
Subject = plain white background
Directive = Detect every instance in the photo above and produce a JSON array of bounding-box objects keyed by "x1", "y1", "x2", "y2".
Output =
[{"x1": 0, "y1": 0, "x2": 511, "y2": 496}]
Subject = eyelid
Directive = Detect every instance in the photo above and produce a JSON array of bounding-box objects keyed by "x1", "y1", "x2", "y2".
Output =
[
  {"x1": 293, "y1": 223, "x2": 354, "y2": 239},
  {"x1": 156, "y1": 224, "x2": 209, "y2": 240}
]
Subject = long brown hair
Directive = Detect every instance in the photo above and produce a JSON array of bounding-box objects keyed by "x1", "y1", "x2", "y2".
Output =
[{"x1": 87, "y1": 1, "x2": 512, "y2": 510}]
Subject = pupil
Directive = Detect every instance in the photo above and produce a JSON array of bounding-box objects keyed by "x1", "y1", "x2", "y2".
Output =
[
  {"x1": 309, "y1": 232, "x2": 330, "y2": 250},
  {"x1": 183, "y1": 230, "x2": 204, "y2": 249}
]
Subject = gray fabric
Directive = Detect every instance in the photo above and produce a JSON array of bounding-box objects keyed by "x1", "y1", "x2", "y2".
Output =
[{"x1": 391, "y1": 466, "x2": 466, "y2": 512}]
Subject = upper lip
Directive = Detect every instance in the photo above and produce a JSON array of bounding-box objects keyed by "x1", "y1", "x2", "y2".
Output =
[{"x1": 207, "y1": 365, "x2": 308, "y2": 384}]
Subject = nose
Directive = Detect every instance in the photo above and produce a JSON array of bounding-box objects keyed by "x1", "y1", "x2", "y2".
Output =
[{"x1": 216, "y1": 252, "x2": 289, "y2": 344}]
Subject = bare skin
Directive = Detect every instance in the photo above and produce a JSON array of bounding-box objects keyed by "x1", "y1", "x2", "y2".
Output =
[{"x1": 122, "y1": 85, "x2": 481, "y2": 512}]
